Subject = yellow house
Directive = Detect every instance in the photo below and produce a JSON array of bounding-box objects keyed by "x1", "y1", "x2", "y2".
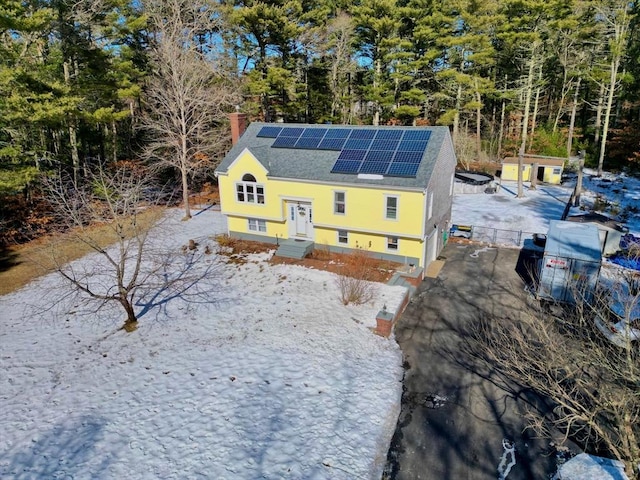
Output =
[
  {"x1": 501, "y1": 154, "x2": 565, "y2": 184},
  {"x1": 214, "y1": 116, "x2": 457, "y2": 271}
]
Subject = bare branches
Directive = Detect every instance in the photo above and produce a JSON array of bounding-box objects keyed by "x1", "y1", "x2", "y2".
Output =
[
  {"x1": 43, "y1": 164, "x2": 163, "y2": 330},
  {"x1": 140, "y1": 0, "x2": 241, "y2": 219},
  {"x1": 468, "y1": 286, "x2": 640, "y2": 473}
]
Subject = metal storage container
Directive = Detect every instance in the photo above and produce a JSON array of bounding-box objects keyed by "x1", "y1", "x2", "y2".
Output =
[{"x1": 537, "y1": 221, "x2": 602, "y2": 304}]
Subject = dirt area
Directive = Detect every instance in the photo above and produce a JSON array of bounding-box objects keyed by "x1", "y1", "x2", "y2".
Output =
[
  {"x1": 214, "y1": 234, "x2": 400, "y2": 283},
  {"x1": 272, "y1": 250, "x2": 399, "y2": 283},
  {"x1": 0, "y1": 207, "x2": 163, "y2": 296}
]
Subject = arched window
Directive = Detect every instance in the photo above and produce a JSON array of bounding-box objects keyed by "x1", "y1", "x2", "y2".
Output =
[{"x1": 236, "y1": 173, "x2": 265, "y2": 204}]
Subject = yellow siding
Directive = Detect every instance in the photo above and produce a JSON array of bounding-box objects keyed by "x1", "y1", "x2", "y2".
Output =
[
  {"x1": 542, "y1": 167, "x2": 562, "y2": 184},
  {"x1": 502, "y1": 163, "x2": 562, "y2": 184},
  {"x1": 313, "y1": 227, "x2": 423, "y2": 263},
  {"x1": 501, "y1": 164, "x2": 530, "y2": 181},
  {"x1": 218, "y1": 149, "x2": 427, "y2": 263}
]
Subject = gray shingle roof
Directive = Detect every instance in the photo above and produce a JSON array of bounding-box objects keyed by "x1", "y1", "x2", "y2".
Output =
[{"x1": 215, "y1": 122, "x2": 452, "y2": 190}]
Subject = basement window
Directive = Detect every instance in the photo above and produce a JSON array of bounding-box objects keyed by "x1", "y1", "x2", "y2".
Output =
[{"x1": 248, "y1": 218, "x2": 266, "y2": 232}]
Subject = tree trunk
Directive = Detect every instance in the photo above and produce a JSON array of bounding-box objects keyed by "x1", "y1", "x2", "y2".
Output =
[
  {"x1": 475, "y1": 86, "x2": 482, "y2": 160},
  {"x1": 181, "y1": 160, "x2": 191, "y2": 219},
  {"x1": 574, "y1": 151, "x2": 585, "y2": 206},
  {"x1": 594, "y1": 82, "x2": 605, "y2": 150},
  {"x1": 598, "y1": 55, "x2": 620, "y2": 176},
  {"x1": 120, "y1": 298, "x2": 138, "y2": 331},
  {"x1": 567, "y1": 77, "x2": 581, "y2": 158},
  {"x1": 530, "y1": 162, "x2": 538, "y2": 190},
  {"x1": 64, "y1": 61, "x2": 80, "y2": 183},
  {"x1": 518, "y1": 47, "x2": 537, "y2": 198},
  {"x1": 497, "y1": 76, "x2": 507, "y2": 160},
  {"x1": 452, "y1": 83, "x2": 462, "y2": 143},
  {"x1": 373, "y1": 56, "x2": 381, "y2": 126},
  {"x1": 112, "y1": 120, "x2": 118, "y2": 163},
  {"x1": 528, "y1": 63, "x2": 543, "y2": 151}
]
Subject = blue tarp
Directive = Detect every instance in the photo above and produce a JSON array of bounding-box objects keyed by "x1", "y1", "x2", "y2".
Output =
[{"x1": 610, "y1": 234, "x2": 640, "y2": 271}]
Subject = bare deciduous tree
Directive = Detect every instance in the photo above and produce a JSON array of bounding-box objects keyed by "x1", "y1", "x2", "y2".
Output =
[
  {"x1": 43, "y1": 163, "x2": 223, "y2": 332},
  {"x1": 44, "y1": 164, "x2": 165, "y2": 331},
  {"x1": 141, "y1": 0, "x2": 241, "y2": 220},
  {"x1": 468, "y1": 271, "x2": 640, "y2": 475}
]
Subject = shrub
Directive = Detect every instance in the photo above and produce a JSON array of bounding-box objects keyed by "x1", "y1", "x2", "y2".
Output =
[{"x1": 336, "y1": 249, "x2": 378, "y2": 305}]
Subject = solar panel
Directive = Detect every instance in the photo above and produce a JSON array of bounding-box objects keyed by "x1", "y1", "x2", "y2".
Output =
[
  {"x1": 359, "y1": 161, "x2": 389, "y2": 175},
  {"x1": 257, "y1": 126, "x2": 282, "y2": 138},
  {"x1": 331, "y1": 160, "x2": 361, "y2": 173},
  {"x1": 375, "y1": 129, "x2": 403, "y2": 140},
  {"x1": 371, "y1": 139, "x2": 399, "y2": 151},
  {"x1": 393, "y1": 151, "x2": 423, "y2": 163},
  {"x1": 280, "y1": 127, "x2": 304, "y2": 137},
  {"x1": 301, "y1": 128, "x2": 327, "y2": 138},
  {"x1": 387, "y1": 162, "x2": 420, "y2": 177},
  {"x1": 338, "y1": 149, "x2": 367, "y2": 161},
  {"x1": 265, "y1": 125, "x2": 430, "y2": 178},
  {"x1": 317, "y1": 138, "x2": 347, "y2": 150},
  {"x1": 344, "y1": 138, "x2": 374, "y2": 150},
  {"x1": 402, "y1": 130, "x2": 431, "y2": 141},
  {"x1": 364, "y1": 150, "x2": 392, "y2": 162},
  {"x1": 295, "y1": 137, "x2": 322, "y2": 149},
  {"x1": 272, "y1": 136, "x2": 298, "y2": 148},
  {"x1": 349, "y1": 129, "x2": 376, "y2": 139},
  {"x1": 325, "y1": 128, "x2": 351, "y2": 139},
  {"x1": 398, "y1": 140, "x2": 428, "y2": 152}
]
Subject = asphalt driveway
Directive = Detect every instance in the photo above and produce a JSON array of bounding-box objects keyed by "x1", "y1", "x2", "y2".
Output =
[{"x1": 385, "y1": 242, "x2": 557, "y2": 479}]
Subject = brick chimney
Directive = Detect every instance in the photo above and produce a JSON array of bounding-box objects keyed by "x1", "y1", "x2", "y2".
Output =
[{"x1": 230, "y1": 111, "x2": 247, "y2": 145}]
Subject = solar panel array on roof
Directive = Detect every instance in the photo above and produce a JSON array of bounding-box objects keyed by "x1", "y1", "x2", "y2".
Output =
[{"x1": 265, "y1": 126, "x2": 431, "y2": 178}]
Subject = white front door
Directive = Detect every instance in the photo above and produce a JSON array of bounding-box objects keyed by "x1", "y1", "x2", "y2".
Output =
[{"x1": 288, "y1": 202, "x2": 314, "y2": 239}]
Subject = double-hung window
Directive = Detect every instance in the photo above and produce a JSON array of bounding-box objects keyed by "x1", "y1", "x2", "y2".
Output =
[
  {"x1": 387, "y1": 236, "x2": 399, "y2": 251},
  {"x1": 337, "y1": 230, "x2": 348, "y2": 244},
  {"x1": 248, "y1": 218, "x2": 267, "y2": 232},
  {"x1": 385, "y1": 196, "x2": 398, "y2": 220},
  {"x1": 236, "y1": 174, "x2": 265, "y2": 204},
  {"x1": 334, "y1": 191, "x2": 345, "y2": 215}
]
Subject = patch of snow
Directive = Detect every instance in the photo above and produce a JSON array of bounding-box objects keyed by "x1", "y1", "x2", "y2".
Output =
[
  {"x1": 497, "y1": 439, "x2": 516, "y2": 480},
  {"x1": 0, "y1": 208, "x2": 406, "y2": 479},
  {"x1": 554, "y1": 453, "x2": 629, "y2": 480},
  {"x1": 453, "y1": 173, "x2": 640, "y2": 238}
]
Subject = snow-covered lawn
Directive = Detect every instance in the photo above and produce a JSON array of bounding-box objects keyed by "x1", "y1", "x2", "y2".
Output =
[{"x1": 0, "y1": 209, "x2": 406, "y2": 479}]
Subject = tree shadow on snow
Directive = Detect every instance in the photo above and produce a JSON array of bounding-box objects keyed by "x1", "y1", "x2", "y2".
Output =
[
  {"x1": 0, "y1": 415, "x2": 110, "y2": 478},
  {"x1": 134, "y1": 248, "x2": 228, "y2": 322}
]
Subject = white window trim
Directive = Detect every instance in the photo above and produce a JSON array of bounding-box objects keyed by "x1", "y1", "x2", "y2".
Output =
[
  {"x1": 236, "y1": 181, "x2": 265, "y2": 204},
  {"x1": 247, "y1": 218, "x2": 267, "y2": 233},
  {"x1": 386, "y1": 236, "x2": 399, "y2": 252},
  {"x1": 337, "y1": 229, "x2": 348, "y2": 245},
  {"x1": 334, "y1": 190, "x2": 346, "y2": 215},
  {"x1": 384, "y1": 195, "x2": 399, "y2": 220}
]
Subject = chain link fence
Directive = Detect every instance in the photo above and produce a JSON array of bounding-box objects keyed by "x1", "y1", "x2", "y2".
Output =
[{"x1": 450, "y1": 224, "x2": 541, "y2": 248}]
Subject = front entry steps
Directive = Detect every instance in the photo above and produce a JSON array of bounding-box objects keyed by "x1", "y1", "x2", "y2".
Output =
[{"x1": 274, "y1": 239, "x2": 314, "y2": 260}]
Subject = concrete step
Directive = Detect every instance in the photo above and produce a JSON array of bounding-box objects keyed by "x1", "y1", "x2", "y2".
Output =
[{"x1": 275, "y1": 246, "x2": 309, "y2": 259}]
